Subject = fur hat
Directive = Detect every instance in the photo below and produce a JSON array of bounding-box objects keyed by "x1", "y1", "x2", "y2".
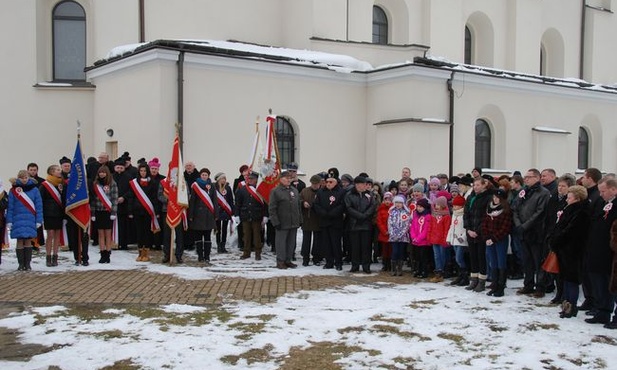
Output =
[
  {"x1": 113, "y1": 158, "x2": 125, "y2": 167},
  {"x1": 121, "y1": 151, "x2": 131, "y2": 160},
  {"x1": 416, "y1": 198, "x2": 430, "y2": 210},
  {"x1": 459, "y1": 176, "x2": 473, "y2": 186},
  {"x1": 148, "y1": 157, "x2": 161, "y2": 169},
  {"x1": 59, "y1": 156, "x2": 71, "y2": 165},
  {"x1": 452, "y1": 195, "x2": 466, "y2": 207},
  {"x1": 328, "y1": 167, "x2": 339, "y2": 179},
  {"x1": 412, "y1": 183, "x2": 424, "y2": 193}
]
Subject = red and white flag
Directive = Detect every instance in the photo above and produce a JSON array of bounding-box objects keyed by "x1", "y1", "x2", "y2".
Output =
[
  {"x1": 165, "y1": 135, "x2": 189, "y2": 229},
  {"x1": 253, "y1": 115, "x2": 280, "y2": 203}
]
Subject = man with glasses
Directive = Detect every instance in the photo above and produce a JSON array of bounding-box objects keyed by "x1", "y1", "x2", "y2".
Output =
[{"x1": 513, "y1": 168, "x2": 551, "y2": 297}]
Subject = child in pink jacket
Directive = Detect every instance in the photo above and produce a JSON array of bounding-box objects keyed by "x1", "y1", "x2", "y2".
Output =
[{"x1": 410, "y1": 198, "x2": 432, "y2": 278}]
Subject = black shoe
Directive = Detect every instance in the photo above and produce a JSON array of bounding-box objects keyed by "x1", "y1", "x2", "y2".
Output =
[
  {"x1": 335, "y1": 266, "x2": 343, "y2": 271},
  {"x1": 549, "y1": 296, "x2": 562, "y2": 305},
  {"x1": 162, "y1": 255, "x2": 170, "y2": 263},
  {"x1": 81, "y1": 261, "x2": 89, "y2": 266},
  {"x1": 586, "y1": 309, "x2": 599, "y2": 317},
  {"x1": 349, "y1": 266, "x2": 360, "y2": 273},
  {"x1": 578, "y1": 300, "x2": 594, "y2": 311},
  {"x1": 516, "y1": 287, "x2": 534, "y2": 295},
  {"x1": 302, "y1": 260, "x2": 309, "y2": 267},
  {"x1": 323, "y1": 264, "x2": 334, "y2": 269},
  {"x1": 176, "y1": 256, "x2": 183, "y2": 264},
  {"x1": 363, "y1": 269, "x2": 371, "y2": 274},
  {"x1": 603, "y1": 321, "x2": 617, "y2": 329},
  {"x1": 585, "y1": 316, "x2": 610, "y2": 324},
  {"x1": 313, "y1": 261, "x2": 321, "y2": 266}
]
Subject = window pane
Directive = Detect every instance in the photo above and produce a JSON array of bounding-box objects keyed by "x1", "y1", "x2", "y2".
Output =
[
  {"x1": 276, "y1": 117, "x2": 295, "y2": 168},
  {"x1": 54, "y1": 19, "x2": 86, "y2": 80},
  {"x1": 372, "y1": 6, "x2": 388, "y2": 45},
  {"x1": 464, "y1": 27, "x2": 472, "y2": 64},
  {"x1": 55, "y1": 2, "x2": 85, "y2": 18},
  {"x1": 578, "y1": 127, "x2": 589, "y2": 169},
  {"x1": 475, "y1": 120, "x2": 491, "y2": 168}
]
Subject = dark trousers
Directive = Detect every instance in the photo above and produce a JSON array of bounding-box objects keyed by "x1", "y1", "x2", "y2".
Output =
[
  {"x1": 414, "y1": 245, "x2": 432, "y2": 274},
  {"x1": 134, "y1": 215, "x2": 154, "y2": 248},
  {"x1": 562, "y1": 280, "x2": 580, "y2": 306},
  {"x1": 589, "y1": 272, "x2": 615, "y2": 320},
  {"x1": 521, "y1": 239, "x2": 547, "y2": 291},
  {"x1": 581, "y1": 252, "x2": 595, "y2": 306},
  {"x1": 242, "y1": 220, "x2": 263, "y2": 254},
  {"x1": 163, "y1": 222, "x2": 184, "y2": 258},
  {"x1": 468, "y1": 238, "x2": 486, "y2": 276},
  {"x1": 68, "y1": 219, "x2": 88, "y2": 263},
  {"x1": 215, "y1": 219, "x2": 229, "y2": 245},
  {"x1": 152, "y1": 212, "x2": 165, "y2": 248},
  {"x1": 117, "y1": 214, "x2": 130, "y2": 248},
  {"x1": 301, "y1": 229, "x2": 321, "y2": 263},
  {"x1": 321, "y1": 227, "x2": 342, "y2": 267},
  {"x1": 350, "y1": 230, "x2": 372, "y2": 268}
]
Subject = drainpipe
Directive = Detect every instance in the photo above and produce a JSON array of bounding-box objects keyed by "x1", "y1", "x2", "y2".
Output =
[
  {"x1": 346, "y1": 0, "x2": 350, "y2": 41},
  {"x1": 139, "y1": 0, "x2": 145, "y2": 42},
  {"x1": 447, "y1": 71, "x2": 455, "y2": 177},
  {"x1": 579, "y1": 0, "x2": 586, "y2": 80},
  {"x1": 177, "y1": 51, "x2": 185, "y2": 152}
]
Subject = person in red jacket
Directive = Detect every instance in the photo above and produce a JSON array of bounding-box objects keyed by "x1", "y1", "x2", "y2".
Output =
[
  {"x1": 482, "y1": 189, "x2": 513, "y2": 296},
  {"x1": 376, "y1": 192, "x2": 393, "y2": 272},
  {"x1": 428, "y1": 196, "x2": 452, "y2": 282}
]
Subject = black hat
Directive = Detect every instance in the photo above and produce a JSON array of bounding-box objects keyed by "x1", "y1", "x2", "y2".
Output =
[
  {"x1": 327, "y1": 167, "x2": 339, "y2": 179},
  {"x1": 121, "y1": 151, "x2": 131, "y2": 160},
  {"x1": 59, "y1": 156, "x2": 71, "y2": 165},
  {"x1": 459, "y1": 175, "x2": 473, "y2": 186},
  {"x1": 113, "y1": 158, "x2": 125, "y2": 167},
  {"x1": 358, "y1": 172, "x2": 369, "y2": 178},
  {"x1": 449, "y1": 175, "x2": 461, "y2": 184},
  {"x1": 365, "y1": 177, "x2": 374, "y2": 184},
  {"x1": 473, "y1": 167, "x2": 483, "y2": 175},
  {"x1": 286, "y1": 162, "x2": 299, "y2": 171},
  {"x1": 341, "y1": 174, "x2": 354, "y2": 184},
  {"x1": 494, "y1": 188, "x2": 507, "y2": 199},
  {"x1": 326, "y1": 173, "x2": 339, "y2": 181},
  {"x1": 137, "y1": 158, "x2": 146, "y2": 165},
  {"x1": 482, "y1": 174, "x2": 499, "y2": 188},
  {"x1": 353, "y1": 176, "x2": 367, "y2": 184},
  {"x1": 280, "y1": 170, "x2": 293, "y2": 178},
  {"x1": 248, "y1": 171, "x2": 259, "y2": 179}
]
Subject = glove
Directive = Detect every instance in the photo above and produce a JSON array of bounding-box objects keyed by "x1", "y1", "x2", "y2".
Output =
[
  {"x1": 110, "y1": 215, "x2": 117, "y2": 221},
  {"x1": 262, "y1": 217, "x2": 268, "y2": 226},
  {"x1": 6, "y1": 223, "x2": 12, "y2": 230},
  {"x1": 36, "y1": 223, "x2": 41, "y2": 229},
  {"x1": 91, "y1": 216, "x2": 96, "y2": 221},
  {"x1": 232, "y1": 216, "x2": 240, "y2": 224}
]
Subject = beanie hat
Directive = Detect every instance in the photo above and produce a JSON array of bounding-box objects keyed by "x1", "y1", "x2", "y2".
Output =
[
  {"x1": 416, "y1": 198, "x2": 430, "y2": 209},
  {"x1": 429, "y1": 177, "x2": 440, "y2": 186},
  {"x1": 59, "y1": 156, "x2": 71, "y2": 165},
  {"x1": 494, "y1": 188, "x2": 508, "y2": 199},
  {"x1": 341, "y1": 174, "x2": 354, "y2": 184},
  {"x1": 437, "y1": 190, "x2": 452, "y2": 200},
  {"x1": 412, "y1": 183, "x2": 424, "y2": 193},
  {"x1": 435, "y1": 196, "x2": 448, "y2": 209},
  {"x1": 383, "y1": 192, "x2": 393, "y2": 200},
  {"x1": 449, "y1": 183, "x2": 460, "y2": 194},
  {"x1": 148, "y1": 157, "x2": 161, "y2": 169},
  {"x1": 452, "y1": 195, "x2": 466, "y2": 207},
  {"x1": 214, "y1": 172, "x2": 226, "y2": 181},
  {"x1": 113, "y1": 158, "x2": 125, "y2": 167},
  {"x1": 354, "y1": 176, "x2": 367, "y2": 184},
  {"x1": 393, "y1": 195, "x2": 406, "y2": 204}
]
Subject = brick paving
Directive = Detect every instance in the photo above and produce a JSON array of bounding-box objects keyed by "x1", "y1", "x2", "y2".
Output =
[{"x1": 0, "y1": 266, "x2": 404, "y2": 307}]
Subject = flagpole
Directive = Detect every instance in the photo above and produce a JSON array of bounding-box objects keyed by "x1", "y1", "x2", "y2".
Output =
[
  {"x1": 268, "y1": 109, "x2": 282, "y2": 174},
  {"x1": 76, "y1": 120, "x2": 83, "y2": 265}
]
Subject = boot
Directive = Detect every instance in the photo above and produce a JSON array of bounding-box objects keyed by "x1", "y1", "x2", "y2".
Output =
[
  {"x1": 474, "y1": 277, "x2": 486, "y2": 292},
  {"x1": 429, "y1": 271, "x2": 444, "y2": 283},
  {"x1": 465, "y1": 275, "x2": 479, "y2": 290},
  {"x1": 52, "y1": 254, "x2": 58, "y2": 267},
  {"x1": 362, "y1": 264, "x2": 371, "y2": 274},
  {"x1": 196, "y1": 241, "x2": 204, "y2": 262},
  {"x1": 203, "y1": 241, "x2": 212, "y2": 262},
  {"x1": 492, "y1": 269, "x2": 507, "y2": 297},
  {"x1": 486, "y1": 270, "x2": 499, "y2": 295},
  {"x1": 24, "y1": 247, "x2": 32, "y2": 271},
  {"x1": 220, "y1": 241, "x2": 228, "y2": 253},
  {"x1": 99, "y1": 251, "x2": 106, "y2": 264},
  {"x1": 106, "y1": 250, "x2": 111, "y2": 263},
  {"x1": 391, "y1": 260, "x2": 398, "y2": 276},
  {"x1": 141, "y1": 248, "x2": 150, "y2": 262},
  {"x1": 397, "y1": 260, "x2": 404, "y2": 276},
  {"x1": 255, "y1": 250, "x2": 262, "y2": 261},
  {"x1": 457, "y1": 270, "x2": 470, "y2": 286},
  {"x1": 46, "y1": 255, "x2": 53, "y2": 267},
  {"x1": 162, "y1": 254, "x2": 170, "y2": 263},
  {"x1": 136, "y1": 248, "x2": 143, "y2": 262},
  {"x1": 450, "y1": 270, "x2": 464, "y2": 286},
  {"x1": 16, "y1": 248, "x2": 25, "y2": 271}
]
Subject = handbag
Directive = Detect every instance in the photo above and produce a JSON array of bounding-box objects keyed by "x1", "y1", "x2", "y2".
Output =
[{"x1": 541, "y1": 251, "x2": 559, "y2": 274}]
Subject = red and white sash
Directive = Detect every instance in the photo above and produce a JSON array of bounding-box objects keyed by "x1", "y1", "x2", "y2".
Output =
[
  {"x1": 246, "y1": 185, "x2": 264, "y2": 205},
  {"x1": 94, "y1": 184, "x2": 113, "y2": 212},
  {"x1": 11, "y1": 187, "x2": 36, "y2": 215},
  {"x1": 130, "y1": 179, "x2": 160, "y2": 233},
  {"x1": 41, "y1": 181, "x2": 62, "y2": 207},
  {"x1": 216, "y1": 190, "x2": 233, "y2": 216},
  {"x1": 192, "y1": 183, "x2": 215, "y2": 215}
]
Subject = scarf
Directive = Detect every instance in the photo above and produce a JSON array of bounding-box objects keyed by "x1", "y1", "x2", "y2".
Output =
[
  {"x1": 45, "y1": 175, "x2": 63, "y2": 187},
  {"x1": 487, "y1": 201, "x2": 504, "y2": 218},
  {"x1": 139, "y1": 177, "x2": 151, "y2": 187},
  {"x1": 196, "y1": 178, "x2": 211, "y2": 188}
]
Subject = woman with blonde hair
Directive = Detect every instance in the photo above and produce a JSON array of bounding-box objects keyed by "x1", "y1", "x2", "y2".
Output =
[
  {"x1": 90, "y1": 165, "x2": 118, "y2": 263},
  {"x1": 39, "y1": 165, "x2": 64, "y2": 266}
]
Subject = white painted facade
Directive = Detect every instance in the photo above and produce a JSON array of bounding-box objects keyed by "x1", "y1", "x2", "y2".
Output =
[{"x1": 1, "y1": 0, "x2": 616, "y2": 183}]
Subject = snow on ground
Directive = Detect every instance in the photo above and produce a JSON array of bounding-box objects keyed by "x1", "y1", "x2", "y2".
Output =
[{"x1": 0, "y1": 282, "x2": 615, "y2": 369}]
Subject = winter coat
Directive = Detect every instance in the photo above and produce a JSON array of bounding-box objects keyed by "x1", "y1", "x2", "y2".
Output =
[
  {"x1": 300, "y1": 186, "x2": 320, "y2": 232},
  {"x1": 0, "y1": 191, "x2": 7, "y2": 228},
  {"x1": 376, "y1": 203, "x2": 391, "y2": 243},
  {"x1": 216, "y1": 185, "x2": 235, "y2": 221},
  {"x1": 7, "y1": 178, "x2": 43, "y2": 239},
  {"x1": 512, "y1": 182, "x2": 550, "y2": 244},
  {"x1": 544, "y1": 192, "x2": 567, "y2": 238},
  {"x1": 344, "y1": 188, "x2": 377, "y2": 231},
  {"x1": 481, "y1": 204, "x2": 513, "y2": 245},
  {"x1": 463, "y1": 190, "x2": 491, "y2": 241},
  {"x1": 127, "y1": 178, "x2": 159, "y2": 217},
  {"x1": 39, "y1": 180, "x2": 64, "y2": 219},
  {"x1": 113, "y1": 171, "x2": 132, "y2": 215},
  {"x1": 549, "y1": 200, "x2": 590, "y2": 283},
  {"x1": 234, "y1": 184, "x2": 268, "y2": 222},
  {"x1": 90, "y1": 179, "x2": 119, "y2": 215},
  {"x1": 387, "y1": 206, "x2": 411, "y2": 243},
  {"x1": 188, "y1": 181, "x2": 218, "y2": 231},
  {"x1": 269, "y1": 184, "x2": 302, "y2": 230},
  {"x1": 313, "y1": 186, "x2": 345, "y2": 229},
  {"x1": 610, "y1": 219, "x2": 617, "y2": 293},
  {"x1": 410, "y1": 211, "x2": 432, "y2": 246},
  {"x1": 428, "y1": 212, "x2": 451, "y2": 246},
  {"x1": 586, "y1": 197, "x2": 617, "y2": 275},
  {"x1": 446, "y1": 208, "x2": 468, "y2": 246}
]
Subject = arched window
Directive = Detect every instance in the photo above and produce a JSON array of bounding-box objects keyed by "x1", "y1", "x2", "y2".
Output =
[
  {"x1": 475, "y1": 119, "x2": 491, "y2": 169},
  {"x1": 578, "y1": 127, "x2": 590, "y2": 169},
  {"x1": 372, "y1": 6, "x2": 388, "y2": 45},
  {"x1": 464, "y1": 26, "x2": 473, "y2": 64},
  {"x1": 53, "y1": 1, "x2": 86, "y2": 81},
  {"x1": 540, "y1": 44, "x2": 546, "y2": 76},
  {"x1": 275, "y1": 117, "x2": 295, "y2": 168}
]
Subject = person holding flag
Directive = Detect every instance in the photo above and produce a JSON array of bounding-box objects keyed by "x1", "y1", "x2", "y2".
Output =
[
  {"x1": 6, "y1": 170, "x2": 43, "y2": 271},
  {"x1": 39, "y1": 165, "x2": 65, "y2": 267},
  {"x1": 128, "y1": 163, "x2": 160, "y2": 262},
  {"x1": 188, "y1": 168, "x2": 218, "y2": 264},
  {"x1": 90, "y1": 165, "x2": 118, "y2": 263}
]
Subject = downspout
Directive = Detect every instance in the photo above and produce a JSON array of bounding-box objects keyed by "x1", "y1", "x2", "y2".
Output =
[
  {"x1": 447, "y1": 71, "x2": 455, "y2": 177},
  {"x1": 579, "y1": 0, "x2": 586, "y2": 79},
  {"x1": 139, "y1": 0, "x2": 145, "y2": 43},
  {"x1": 346, "y1": 0, "x2": 349, "y2": 41},
  {"x1": 177, "y1": 51, "x2": 185, "y2": 152}
]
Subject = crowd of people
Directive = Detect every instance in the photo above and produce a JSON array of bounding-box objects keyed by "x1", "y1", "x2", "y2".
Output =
[{"x1": 0, "y1": 153, "x2": 616, "y2": 328}]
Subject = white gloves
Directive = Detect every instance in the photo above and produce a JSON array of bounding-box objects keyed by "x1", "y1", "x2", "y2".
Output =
[
  {"x1": 6, "y1": 223, "x2": 12, "y2": 230},
  {"x1": 110, "y1": 215, "x2": 117, "y2": 221},
  {"x1": 36, "y1": 223, "x2": 41, "y2": 229},
  {"x1": 232, "y1": 216, "x2": 240, "y2": 224},
  {"x1": 261, "y1": 217, "x2": 268, "y2": 226},
  {"x1": 91, "y1": 216, "x2": 96, "y2": 221}
]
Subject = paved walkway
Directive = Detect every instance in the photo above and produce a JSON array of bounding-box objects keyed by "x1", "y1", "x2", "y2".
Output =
[{"x1": 0, "y1": 259, "x2": 402, "y2": 306}]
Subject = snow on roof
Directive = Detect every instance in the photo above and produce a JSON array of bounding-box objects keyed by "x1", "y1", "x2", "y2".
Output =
[
  {"x1": 533, "y1": 126, "x2": 571, "y2": 134},
  {"x1": 100, "y1": 39, "x2": 373, "y2": 73}
]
